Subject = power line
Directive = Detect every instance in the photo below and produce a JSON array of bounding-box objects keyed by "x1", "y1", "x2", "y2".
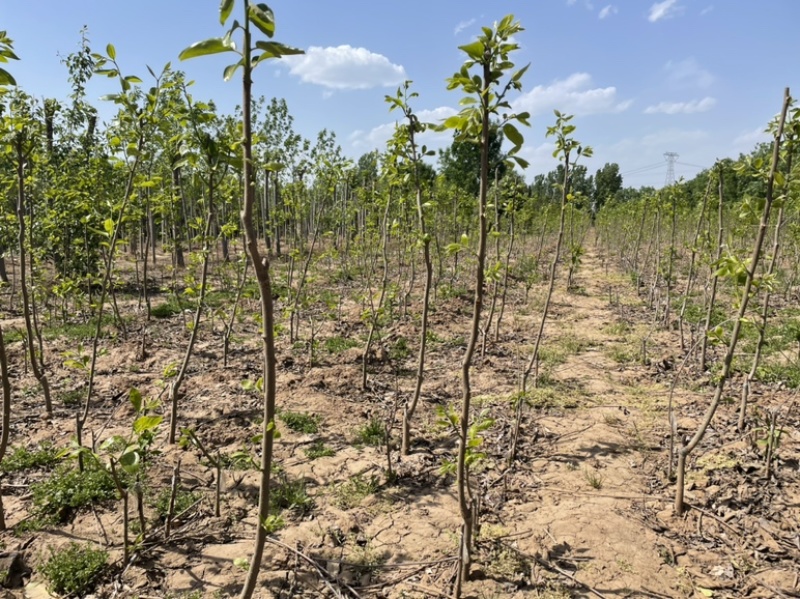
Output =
[
  {"x1": 621, "y1": 162, "x2": 665, "y2": 176},
  {"x1": 675, "y1": 161, "x2": 707, "y2": 170}
]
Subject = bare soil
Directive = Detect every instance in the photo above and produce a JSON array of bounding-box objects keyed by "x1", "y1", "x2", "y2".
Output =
[{"x1": 0, "y1": 235, "x2": 798, "y2": 599}]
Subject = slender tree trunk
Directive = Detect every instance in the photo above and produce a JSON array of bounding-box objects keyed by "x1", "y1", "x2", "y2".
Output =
[
  {"x1": 0, "y1": 326, "x2": 12, "y2": 530},
  {"x1": 15, "y1": 140, "x2": 52, "y2": 416},
  {"x1": 239, "y1": 17, "x2": 280, "y2": 598},
  {"x1": 455, "y1": 60, "x2": 491, "y2": 592},
  {"x1": 677, "y1": 179, "x2": 711, "y2": 351},
  {"x1": 700, "y1": 167, "x2": 727, "y2": 372}
]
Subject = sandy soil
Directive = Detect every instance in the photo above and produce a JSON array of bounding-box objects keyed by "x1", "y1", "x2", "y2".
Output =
[{"x1": 0, "y1": 235, "x2": 797, "y2": 599}]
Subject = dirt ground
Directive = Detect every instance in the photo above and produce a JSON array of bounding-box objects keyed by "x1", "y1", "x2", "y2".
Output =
[{"x1": 0, "y1": 234, "x2": 798, "y2": 599}]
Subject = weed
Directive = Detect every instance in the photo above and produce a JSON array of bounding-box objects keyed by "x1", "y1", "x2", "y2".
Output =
[
  {"x1": 606, "y1": 342, "x2": 636, "y2": 364},
  {"x1": 272, "y1": 475, "x2": 314, "y2": 516},
  {"x1": 348, "y1": 543, "x2": 388, "y2": 577},
  {"x1": 583, "y1": 468, "x2": 605, "y2": 489},
  {"x1": 59, "y1": 387, "x2": 84, "y2": 407},
  {"x1": 333, "y1": 474, "x2": 379, "y2": 509},
  {"x1": 1, "y1": 443, "x2": 59, "y2": 472},
  {"x1": 40, "y1": 542, "x2": 108, "y2": 596},
  {"x1": 603, "y1": 321, "x2": 631, "y2": 337},
  {"x1": 304, "y1": 441, "x2": 336, "y2": 460},
  {"x1": 755, "y1": 362, "x2": 800, "y2": 388},
  {"x1": 154, "y1": 487, "x2": 201, "y2": 519},
  {"x1": 616, "y1": 558, "x2": 634, "y2": 573},
  {"x1": 486, "y1": 545, "x2": 530, "y2": 580},
  {"x1": 261, "y1": 514, "x2": 285, "y2": 533},
  {"x1": 389, "y1": 336, "x2": 411, "y2": 361},
  {"x1": 29, "y1": 463, "x2": 117, "y2": 524},
  {"x1": 324, "y1": 335, "x2": 359, "y2": 354},
  {"x1": 354, "y1": 418, "x2": 386, "y2": 447},
  {"x1": 279, "y1": 410, "x2": 321, "y2": 434},
  {"x1": 150, "y1": 298, "x2": 190, "y2": 319}
]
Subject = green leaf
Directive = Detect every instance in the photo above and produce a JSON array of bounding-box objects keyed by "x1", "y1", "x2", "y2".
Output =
[
  {"x1": 223, "y1": 60, "x2": 244, "y2": 82},
  {"x1": 233, "y1": 557, "x2": 249, "y2": 570},
  {"x1": 179, "y1": 37, "x2": 236, "y2": 61},
  {"x1": 503, "y1": 122, "x2": 524, "y2": 148},
  {"x1": 220, "y1": 0, "x2": 235, "y2": 24},
  {"x1": 697, "y1": 588, "x2": 714, "y2": 598},
  {"x1": 103, "y1": 218, "x2": 115, "y2": 235},
  {"x1": 106, "y1": 43, "x2": 116, "y2": 60},
  {"x1": 119, "y1": 450, "x2": 140, "y2": 473},
  {"x1": 254, "y1": 41, "x2": 304, "y2": 59},
  {"x1": 248, "y1": 3, "x2": 275, "y2": 37},
  {"x1": 129, "y1": 388, "x2": 143, "y2": 413},
  {"x1": 124, "y1": 75, "x2": 142, "y2": 85},
  {"x1": 458, "y1": 41, "x2": 485, "y2": 60},
  {"x1": 100, "y1": 435, "x2": 127, "y2": 452},
  {"x1": 442, "y1": 115, "x2": 464, "y2": 130},
  {"x1": 0, "y1": 68, "x2": 16, "y2": 86},
  {"x1": 133, "y1": 414, "x2": 163, "y2": 434}
]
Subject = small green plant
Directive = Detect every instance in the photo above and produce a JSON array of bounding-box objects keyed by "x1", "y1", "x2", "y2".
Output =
[
  {"x1": 304, "y1": 441, "x2": 335, "y2": 460},
  {"x1": 29, "y1": 464, "x2": 116, "y2": 524},
  {"x1": 354, "y1": 418, "x2": 386, "y2": 447},
  {"x1": 272, "y1": 474, "x2": 314, "y2": 516},
  {"x1": 389, "y1": 336, "x2": 411, "y2": 361},
  {"x1": 40, "y1": 542, "x2": 108, "y2": 596},
  {"x1": 583, "y1": 468, "x2": 605, "y2": 490},
  {"x1": 1, "y1": 443, "x2": 58, "y2": 472},
  {"x1": 333, "y1": 473, "x2": 380, "y2": 509},
  {"x1": 324, "y1": 335, "x2": 359, "y2": 354},
  {"x1": 260, "y1": 514, "x2": 285, "y2": 534},
  {"x1": 59, "y1": 388, "x2": 84, "y2": 407},
  {"x1": 154, "y1": 487, "x2": 201, "y2": 519},
  {"x1": 348, "y1": 542, "x2": 388, "y2": 577},
  {"x1": 279, "y1": 410, "x2": 321, "y2": 434},
  {"x1": 151, "y1": 298, "x2": 189, "y2": 319}
]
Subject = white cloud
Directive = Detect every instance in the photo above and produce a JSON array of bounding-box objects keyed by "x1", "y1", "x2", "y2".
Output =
[
  {"x1": 349, "y1": 106, "x2": 457, "y2": 151},
  {"x1": 664, "y1": 58, "x2": 714, "y2": 89},
  {"x1": 700, "y1": 5, "x2": 714, "y2": 16},
  {"x1": 640, "y1": 128, "x2": 708, "y2": 147},
  {"x1": 454, "y1": 18, "x2": 476, "y2": 35},
  {"x1": 512, "y1": 73, "x2": 632, "y2": 117},
  {"x1": 644, "y1": 96, "x2": 716, "y2": 114},
  {"x1": 648, "y1": 0, "x2": 683, "y2": 22},
  {"x1": 599, "y1": 5, "x2": 618, "y2": 19},
  {"x1": 282, "y1": 45, "x2": 407, "y2": 90},
  {"x1": 567, "y1": 0, "x2": 577, "y2": 5},
  {"x1": 734, "y1": 126, "x2": 769, "y2": 148}
]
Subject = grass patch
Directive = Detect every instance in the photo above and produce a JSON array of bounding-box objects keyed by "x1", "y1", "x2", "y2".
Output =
[
  {"x1": 28, "y1": 463, "x2": 116, "y2": 526},
  {"x1": 1, "y1": 443, "x2": 59, "y2": 473},
  {"x1": 40, "y1": 542, "x2": 108, "y2": 596},
  {"x1": 304, "y1": 441, "x2": 336, "y2": 460},
  {"x1": 279, "y1": 410, "x2": 321, "y2": 434},
  {"x1": 583, "y1": 468, "x2": 605, "y2": 489},
  {"x1": 603, "y1": 321, "x2": 631, "y2": 337},
  {"x1": 43, "y1": 314, "x2": 119, "y2": 341},
  {"x1": 153, "y1": 487, "x2": 201, "y2": 519},
  {"x1": 354, "y1": 418, "x2": 386, "y2": 447},
  {"x1": 324, "y1": 335, "x2": 359, "y2": 354},
  {"x1": 755, "y1": 362, "x2": 800, "y2": 389},
  {"x1": 333, "y1": 473, "x2": 379, "y2": 510},
  {"x1": 273, "y1": 475, "x2": 314, "y2": 516},
  {"x1": 150, "y1": 297, "x2": 191, "y2": 319}
]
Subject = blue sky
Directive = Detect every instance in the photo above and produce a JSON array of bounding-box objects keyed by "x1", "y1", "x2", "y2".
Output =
[{"x1": 3, "y1": 0, "x2": 799, "y2": 188}]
